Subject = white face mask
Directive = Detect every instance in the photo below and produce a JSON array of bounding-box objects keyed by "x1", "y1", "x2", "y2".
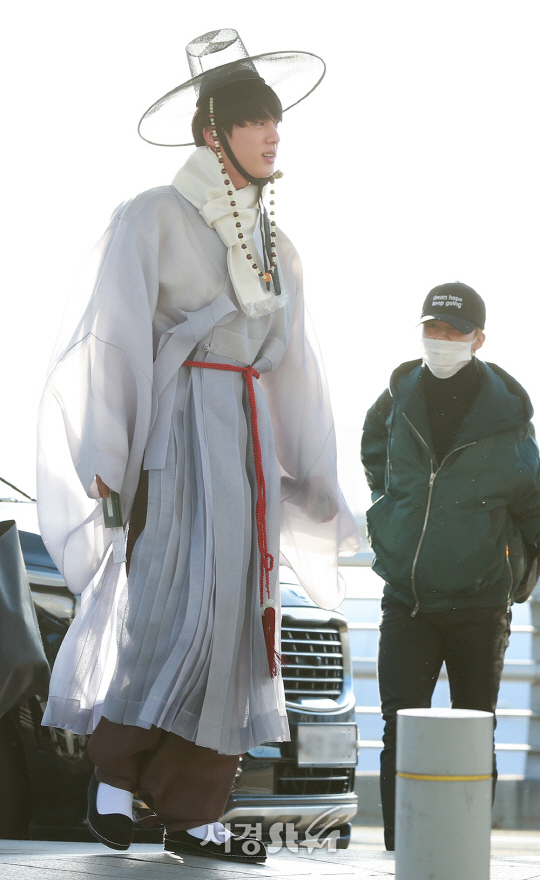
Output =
[{"x1": 421, "y1": 337, "x2": 474, "y2": 379}]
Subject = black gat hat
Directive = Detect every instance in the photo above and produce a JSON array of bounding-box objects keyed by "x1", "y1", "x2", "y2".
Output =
[
  {"x1": 420, "y1": 282, "x2": 486, "y2": 334},
  {"x1": 138, "y1": 28, "x2": 325, "y2": 147}
]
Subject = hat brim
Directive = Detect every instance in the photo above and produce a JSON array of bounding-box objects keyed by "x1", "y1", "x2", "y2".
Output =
[
  {"x1": 138, "y1": 51, "x2": 326, "y2": 147},
  {"x1": 420, "y1": 313, "x2": 479, "y2": 334}
]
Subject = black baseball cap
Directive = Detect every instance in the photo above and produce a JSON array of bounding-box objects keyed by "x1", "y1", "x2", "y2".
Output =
[{"x1": 420, "y1": 282, "x2": 486, "y2": 333}]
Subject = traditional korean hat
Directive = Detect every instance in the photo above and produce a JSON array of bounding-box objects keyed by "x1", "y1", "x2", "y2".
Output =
[{"x1": 138, "y1": 28, "x2": 326, "y2": 146}]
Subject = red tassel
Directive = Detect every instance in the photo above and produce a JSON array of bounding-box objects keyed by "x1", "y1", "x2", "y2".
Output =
[
  {"x1": 183, "y1": 361, "x2": 280, "y2": 678},
  {"x1": 262, "y1": 605, "x2": 281, "y2": 678}
]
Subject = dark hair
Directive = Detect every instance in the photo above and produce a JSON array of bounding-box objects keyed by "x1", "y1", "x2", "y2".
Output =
[{"x1": 192, "y1": 78, "x2": 282, "y2": 146}]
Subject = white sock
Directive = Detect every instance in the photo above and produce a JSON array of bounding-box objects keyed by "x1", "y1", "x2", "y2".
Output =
[
  {"x1": 96, "y1": 782, "x2": 133, "y2": 819},
  {"x1": 186, "y1": 822, "x2": 234, "y2": 843}
]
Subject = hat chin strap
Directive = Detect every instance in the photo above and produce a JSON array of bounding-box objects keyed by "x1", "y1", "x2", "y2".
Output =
[{"x1": 216, "y1": 123, "x2": 273, "y2": 190}]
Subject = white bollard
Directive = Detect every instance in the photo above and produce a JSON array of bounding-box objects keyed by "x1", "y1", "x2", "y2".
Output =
[{"x1": 395, "y1": 708, "x2": 493, "y2": 880}]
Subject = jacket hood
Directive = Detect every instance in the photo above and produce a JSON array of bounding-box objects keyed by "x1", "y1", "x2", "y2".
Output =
[{"x1": 388, "y1": 358, "x2": 533, "y2": 447}]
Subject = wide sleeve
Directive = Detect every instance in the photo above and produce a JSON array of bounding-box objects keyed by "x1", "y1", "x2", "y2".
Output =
[
  {"x1": 361, "y1": 390, "x2": 393, "y2": 503},
  {"x1": 37, "y1": 205, "x2": 159, "y2": 594},
  {"x1": 258, "y1": 245, "x2": 359, "y2": 611}
]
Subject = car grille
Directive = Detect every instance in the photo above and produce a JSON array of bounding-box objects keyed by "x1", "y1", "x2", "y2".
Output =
[
  {"x1": 276, "y1": 763, "x2": 354, "y2": 796},
  {"x1": 281, "y1": 624, "x2": 344, "y2": 699}
]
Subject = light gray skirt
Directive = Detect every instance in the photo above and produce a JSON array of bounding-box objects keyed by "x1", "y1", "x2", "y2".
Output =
[{"x1": 100, "y1": 358, "x2": 289, "y2": 754}]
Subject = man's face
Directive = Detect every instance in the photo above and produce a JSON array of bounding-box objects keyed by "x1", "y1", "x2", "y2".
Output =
[
  {"x1": 422, "y1": 320, "x2": 485, "y2": 352},
  {"x1": 228, "y1": 119, "x2": 280, "y2": 180},
  {"x1": 204, "y1": 118, "x2": 280, "y2": 188}
]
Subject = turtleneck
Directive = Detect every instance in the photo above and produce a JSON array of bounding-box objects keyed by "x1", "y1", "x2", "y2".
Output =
[{"x1": 423, "y1": 358, "x2": 482, "y2": 463}]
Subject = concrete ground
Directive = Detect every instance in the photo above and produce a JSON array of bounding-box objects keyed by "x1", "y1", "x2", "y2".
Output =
[{"x1": 2, "y1": 829, "x2": 540, "y2": 879}]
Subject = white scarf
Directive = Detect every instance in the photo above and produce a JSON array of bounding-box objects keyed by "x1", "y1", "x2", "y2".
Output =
[{"x1": 172, "y1": 147, "x2": 286, "y2": 319}]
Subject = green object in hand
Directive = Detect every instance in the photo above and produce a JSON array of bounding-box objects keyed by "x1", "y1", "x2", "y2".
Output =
[
  {"x1": 103, "y1": 491, "x2": 124, "y2": 528},
  {"x1": 102, "y1": 491, "x2": 126, "y2": 564}
]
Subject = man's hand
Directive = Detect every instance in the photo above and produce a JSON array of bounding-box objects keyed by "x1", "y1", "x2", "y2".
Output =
[
  {"x1": 302, "y1": 476, "x2": 339, "y2": 524},
  {"x1": 96, "y1": 475, "x2": 110, "y2": 498}
]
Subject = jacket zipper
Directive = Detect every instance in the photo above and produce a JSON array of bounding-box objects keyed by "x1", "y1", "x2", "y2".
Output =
[
  {"x1": 409, "y1": 468, "x2": 435, "y2": 617},
  {"x1": 505, "y1": 545, "x2": 514, "y2": 613},
  {"x1": 403, "y1": 414, "x2": 476, "y2": 617}
]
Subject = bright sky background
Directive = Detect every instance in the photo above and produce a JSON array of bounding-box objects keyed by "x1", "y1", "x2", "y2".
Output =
[{"x1": 3, "y1": 0, "x2": 540, "y2": 515}]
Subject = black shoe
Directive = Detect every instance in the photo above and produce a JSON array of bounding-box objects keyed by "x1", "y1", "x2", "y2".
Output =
[
  {"x1": 87, "y1": 773, "x2": 134, "y2": 851},
  {"x1": 164, "y1": 829, "x2": 267, "y2": 863}
]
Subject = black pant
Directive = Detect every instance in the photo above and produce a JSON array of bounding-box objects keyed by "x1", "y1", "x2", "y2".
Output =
[{"x1": 377, "y1": 596, "x2": 511, "y2": 850}]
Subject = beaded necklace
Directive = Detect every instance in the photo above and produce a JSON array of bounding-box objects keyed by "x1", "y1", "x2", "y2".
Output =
[{"x1": 209, "y1": 97, "x2": 277, "y2": 284}]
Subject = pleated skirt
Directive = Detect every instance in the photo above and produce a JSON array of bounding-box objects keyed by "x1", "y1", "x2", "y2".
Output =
[{"x1": 100, "y1": 361, "x2": 289, "y2": 754}]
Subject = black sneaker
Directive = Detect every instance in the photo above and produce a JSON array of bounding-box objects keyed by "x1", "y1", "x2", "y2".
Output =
[
  {"x1": 87, "y1": 773, "x2": 134, "y2": 851},
  {"x1": 164, "y1": 829, "x2": 267, "y2": 862}
]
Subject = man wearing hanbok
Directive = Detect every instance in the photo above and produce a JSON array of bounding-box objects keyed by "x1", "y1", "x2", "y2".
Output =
[{"x1": 37, "y1": 29, "x2": 358, "y2": 862}]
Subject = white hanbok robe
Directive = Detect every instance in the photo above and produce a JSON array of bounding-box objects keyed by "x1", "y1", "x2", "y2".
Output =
[{"x1": 37, "y1": 181, "x2": 359, "y2": 754}]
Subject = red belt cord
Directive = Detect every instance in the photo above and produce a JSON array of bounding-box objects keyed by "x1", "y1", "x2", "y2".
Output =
[{"x1": 184, "y1": 360, "x2": 279, "y2": 677}]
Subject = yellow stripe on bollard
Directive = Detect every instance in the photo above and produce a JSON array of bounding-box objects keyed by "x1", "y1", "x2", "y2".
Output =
[{"x1": 397, "y1": 772, "x2": 492, "y2": 782}]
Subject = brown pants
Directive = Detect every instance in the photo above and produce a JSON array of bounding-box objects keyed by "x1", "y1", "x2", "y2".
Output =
[{"x1": 89, "y1": 718, "x2": 240, "y2": 833}]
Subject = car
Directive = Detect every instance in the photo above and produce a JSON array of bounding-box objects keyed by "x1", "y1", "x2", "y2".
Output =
[{"x1": 0, "y1": 521, "x2": 358, "y2": 848}]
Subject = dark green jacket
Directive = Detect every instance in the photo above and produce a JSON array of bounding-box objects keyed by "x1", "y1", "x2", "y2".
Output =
[{"x1": 361, "y1": 359, "x2": 540, "y2": 612}]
